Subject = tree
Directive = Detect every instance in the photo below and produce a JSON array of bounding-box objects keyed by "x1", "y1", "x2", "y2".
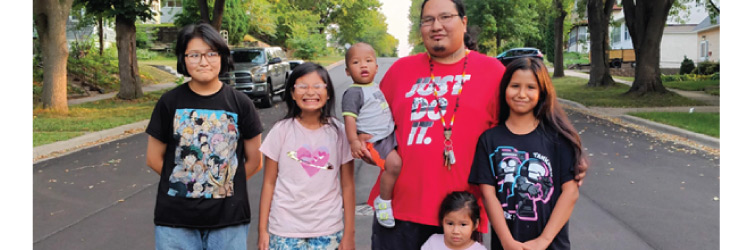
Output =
[
  {"x1": 621, "y1": 0, "x2": 676, "y2": 95},
  {"x1": 465, "y1": 0, "x2": 540, "y2": 56},
  {"x1": 198, "y1": 0, "x2": 227, "y2": 31},
  {"x1": 332, "y1": 0, "x2": 398, "y2": 56},
  {"x1": 552, "y1": 0, "x2": 574, "y2": 77},
  {"x1": 78, "y1": 0, "x2": 154, "y2": 100},
  {"x1": 33, "y1": 0, "x2": 74, "y2": 113},
  {"x1": 586, "y1": 0, "x2": 616, "y2": 87}
]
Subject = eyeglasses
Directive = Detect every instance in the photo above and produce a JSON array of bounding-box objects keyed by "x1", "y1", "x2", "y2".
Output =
[
  {"x1": 185, "y1": 51, "x2": 220, "y2": 64},
  {"x1": 420, "y1": 14, "x2": 460, "y2": 27},
  {"x1": 294, "y1": 83, "x2": 327, "y2": 93}
]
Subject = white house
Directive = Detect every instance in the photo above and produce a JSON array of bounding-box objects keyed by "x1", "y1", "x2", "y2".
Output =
[
  {"x1": 161, "y1": 0, "x2": 184, "y2": 24},
  {"x1": 566, "y1": 3, "x2": 718, "y2": 69}
]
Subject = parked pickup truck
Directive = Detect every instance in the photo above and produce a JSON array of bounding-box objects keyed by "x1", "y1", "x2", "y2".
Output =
[
  {"x1": 219, "y1": 47, "x2": 290, "y2": 108},
  {"x1": 586, "y1": 49, "x2": 635, "y2": 68}
]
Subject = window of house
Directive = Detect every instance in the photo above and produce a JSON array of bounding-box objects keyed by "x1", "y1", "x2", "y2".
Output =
[
  {"x1": 700, "y1": 40, "x2": 709, "y2": 61},
  {"x1": 611, "y1": 26, "x2": 621, "y2": 46},
  {"x1": 623, "y1": 28, "x2": 630, "y2": 41},
  {"x1": 166, "y1": 0, "x2": 182, "y2": 7}
]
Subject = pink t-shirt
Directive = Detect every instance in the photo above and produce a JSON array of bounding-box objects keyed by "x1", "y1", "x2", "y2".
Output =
[
  {"x1": 421, "y1": 234, "x2": 487, "y2": 250},
  {"x1": 368, "y1": 51, "x2": 505, "y2": 233},
  {"x1": 259, "y1": 118, "x2": 354, "y2": 237}
]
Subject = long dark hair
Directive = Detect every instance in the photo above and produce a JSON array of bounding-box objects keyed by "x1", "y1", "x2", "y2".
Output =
[
  {"x1": 420, "y1": 0, "x2": 476, "y2": 50},
  {"x1": 499, "y1": 57, "x2": 586, "y2": 169},
  {"x1": 175, "y1": 23, "x2": 233, "y2": 76},
  {"x1": 281, "y1": 62, "x2": 337, "y2": 127}
]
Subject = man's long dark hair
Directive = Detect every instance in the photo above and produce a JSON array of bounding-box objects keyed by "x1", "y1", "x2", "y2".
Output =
[
  {"x1": 499, "y1": 57, "x2": 586, "y2": 169},
  {"x1": 281, "y1": 62, "x2": 337, "y2": 128}
]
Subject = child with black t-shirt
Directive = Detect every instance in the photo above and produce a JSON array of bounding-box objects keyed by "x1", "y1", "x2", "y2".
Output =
[
  {"x1": 468, "y1": 57, "x2": 585, "y2": 250},
  {"x1": 145, "y1": 23, "x2": 263, "y2": 250}
]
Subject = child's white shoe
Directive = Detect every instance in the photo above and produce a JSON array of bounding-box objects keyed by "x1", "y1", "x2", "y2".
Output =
[{"x1": 374, "y1": 195, "x2": 395, "y2": 228}]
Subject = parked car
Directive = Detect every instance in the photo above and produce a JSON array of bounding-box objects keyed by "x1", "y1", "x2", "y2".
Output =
[
  {"x1": 219, "y1": 47, "x2": 290, "y2": 108},
  {"x1": 496, "y1": 47, "x2": 544, "y2": 66},
  {"x1": 288, "y1": 59, "x2": 304, "y2": 71}
]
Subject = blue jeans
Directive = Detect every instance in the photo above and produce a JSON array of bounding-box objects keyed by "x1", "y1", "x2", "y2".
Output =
[{"x1": 155, "y1": 223, "x2": 250, "y2": 250}]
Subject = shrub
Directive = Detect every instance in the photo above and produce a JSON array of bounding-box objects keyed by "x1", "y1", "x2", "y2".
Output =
[
  {"x1": 679, "y1": 56, "x2": 695, "y2": 75},
  {"x1": 692, "y1": 61, "x2": 720, "y2": 75}
]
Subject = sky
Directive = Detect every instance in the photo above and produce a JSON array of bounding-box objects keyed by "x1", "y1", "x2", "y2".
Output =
[{"x1": 379, "y1": 0, "x2": 412, "y2": 57}]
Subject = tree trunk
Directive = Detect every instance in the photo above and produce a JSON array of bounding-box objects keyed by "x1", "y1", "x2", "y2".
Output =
[
  {"x1": 622, "y1": 0, "x2": 673, "y2": 95},
  {"x1": 98, "y1": 15, "x2": 104, "y2": 56},
  {"x1": 212, "y1": 0, "x2": 226, "y2": 31},
  {"x1": 115, "y1": 16, "x2": 143, "y2": 100},
  {"x1": 553, "y1": 0, "x2": 566, "y2": 77},
  {"x1": 33, "y1": 0, "x2": 73, "y2": 113},
  {"x1": 197, "y1": 0, "x2": 211, "y2": 24},
  {"x1": 197, "y1": 0, "x2": 226, "y2": 31},
  {"x1": 586, "y1": 0, "x2": 616, "y2": 87}
]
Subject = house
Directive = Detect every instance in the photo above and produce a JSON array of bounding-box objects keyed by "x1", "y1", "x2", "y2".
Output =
[
  {"x1": 566, "y1": 2, "x2": 719, "y2": 69},
  {"x1": 694, "y1": 16, "x2": 720, "y2": 63},
  {"x1": 161, "y1": 0, "x2": 184, "y2": 24}
]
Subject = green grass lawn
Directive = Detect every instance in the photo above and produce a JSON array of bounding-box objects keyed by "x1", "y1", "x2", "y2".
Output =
[
  {"x1": 311, "y1": 56, "x2": 344, "y2": 67},
  {"x1": 552, "y1": 76, "x2": 707, "y2": 107},
  {"x1": 140, "y1": 58, "x2": 178, "y2": 71},
  {"x1": 33, "y1": 88, "x2": 170, "y2": 147},
  {"x1": 663, "y1": 79, "x2": 720, "y2": 96},
  {"x1": 140, "y1": 65, "x2": 179, "y2": 85},
  {"x1": 627, "y1": 112, "x2": 719, "y2": 138}
]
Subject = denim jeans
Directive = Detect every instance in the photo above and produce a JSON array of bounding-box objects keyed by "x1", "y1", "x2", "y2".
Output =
[{"x1": 154, "y1": 223, "x2": 250, "y2": 250}]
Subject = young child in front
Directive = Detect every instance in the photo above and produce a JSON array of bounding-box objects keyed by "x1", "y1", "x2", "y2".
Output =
[
  {"x1": 341, "y1": 42, "x2": 402, "y2": 228},
  {"x1": 422, "y1": 191, "x2": 487, "y2": 250},
  {"x1": 468, "y1": 57, "x2": 584, "y2": 250},
  {"x1": 257, "y1": 62, "x2": 355, "y2": 250}
]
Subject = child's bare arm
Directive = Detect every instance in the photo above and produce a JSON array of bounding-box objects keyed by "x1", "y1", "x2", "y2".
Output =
[
  {"x1": 257, "y1": 156, "x2": 279, "y2": 250},
  {"x1": 480, "y1": 184, "x2": 524, "y2": 250},
  {"x1": 343, "y1": 116, "x2": 364, "y2": 158},
  {"x1": 522, "y1": 180, "x2": 579, "y2": 249},
  {"x1": 146, "y1": 136, "x2": 166, "y2": 175},
  {"x1": 339, "y1": 160, "x2": 356, "y2": 250}
]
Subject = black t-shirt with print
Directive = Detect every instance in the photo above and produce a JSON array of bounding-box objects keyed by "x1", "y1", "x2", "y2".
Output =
[
  {"x1": 146, "y1": 83, "x2": 262, "y2": 229},
  {"x1": 469, "y1": 123, "x2": 576, "y2": 250}
]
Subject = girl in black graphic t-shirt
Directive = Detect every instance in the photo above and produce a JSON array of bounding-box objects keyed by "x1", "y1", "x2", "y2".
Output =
[
  {"x1": 469, "y1": 58, "x2": 586, "y2": 250},
  {"x1": 145, "y1": 23, "x2": 263, "y2": 250}
]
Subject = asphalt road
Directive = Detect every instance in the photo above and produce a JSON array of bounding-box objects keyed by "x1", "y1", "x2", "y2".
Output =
[{"x1": 33, "y1": 58, "x2": 720, "y2": 249}]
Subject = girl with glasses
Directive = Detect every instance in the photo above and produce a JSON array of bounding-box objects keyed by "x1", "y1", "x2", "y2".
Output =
[{"x1": 258, "y1": 62, "x2": 356, "y2": 250}]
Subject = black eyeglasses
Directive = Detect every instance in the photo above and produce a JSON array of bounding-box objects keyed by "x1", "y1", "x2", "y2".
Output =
[{"x1": 420, "y1": 14, "x2": 460, "y2": 27}]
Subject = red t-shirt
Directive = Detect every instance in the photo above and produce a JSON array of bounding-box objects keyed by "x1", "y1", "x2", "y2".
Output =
[{"x1": 368, "y1": 51, "x2": 505, "y2": 232}]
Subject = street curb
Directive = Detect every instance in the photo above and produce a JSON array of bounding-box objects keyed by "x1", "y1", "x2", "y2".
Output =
[
  {"x1": 33, "y1": 120, "x2": 150, "y2": 163},
  {"x1": 557, "y1": 98, "x2": 720, "y2": 150},
  {"x1": 326, "y1": 59, "x2": 345, "y2": 70}
]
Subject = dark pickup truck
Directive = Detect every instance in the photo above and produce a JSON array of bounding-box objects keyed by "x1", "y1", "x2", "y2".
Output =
[{"x1": 219, "y1": 47, "x2": 290, "y2": 108}]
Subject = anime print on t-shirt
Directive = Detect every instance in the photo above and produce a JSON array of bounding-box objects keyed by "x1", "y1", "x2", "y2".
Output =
[
  {"x1": 490, "y1": 146, "x2": 554, "y2": 221},
  {"x1": 168, "y1": 108, "x2": 240, "y2": 199}
]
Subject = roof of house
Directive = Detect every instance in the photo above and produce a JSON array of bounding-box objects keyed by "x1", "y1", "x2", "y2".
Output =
[
  {"x1": 664, "y1": 25, "x2": 699, "y2": 34},
  {"x1": 693, "y1": 16, "x2": 720, "y2": 32}
]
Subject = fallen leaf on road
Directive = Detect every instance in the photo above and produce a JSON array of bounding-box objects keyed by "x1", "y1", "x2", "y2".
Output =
[
  {"x1": 88, "y1": 185, "x2": 94, "y2": 189},
  {"x1": 609, "y1": 168, "x2": 614, "y2": 171},
  {"x1": 630, "y1": 181, "x2": 635, "y2": 184},
  {"x1": 49, "y1": 179, "x2": 57, "y2": 183},
  {"x1": 118, "y1": 199, "x2": 125, "y2": 202},
  {"x1": 713, "y1": 197, "x2": 719, "y2": 201}
]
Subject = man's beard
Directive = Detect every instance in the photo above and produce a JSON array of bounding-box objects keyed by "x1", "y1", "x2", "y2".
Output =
[{"x1": 431, "y1": 45, "x2": 446, "y2": 53}]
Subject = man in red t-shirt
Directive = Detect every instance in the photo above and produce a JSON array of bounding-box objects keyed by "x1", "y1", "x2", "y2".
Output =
[{"x1": 365, "y1": 0, "x2": 588, "y2": 249}]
